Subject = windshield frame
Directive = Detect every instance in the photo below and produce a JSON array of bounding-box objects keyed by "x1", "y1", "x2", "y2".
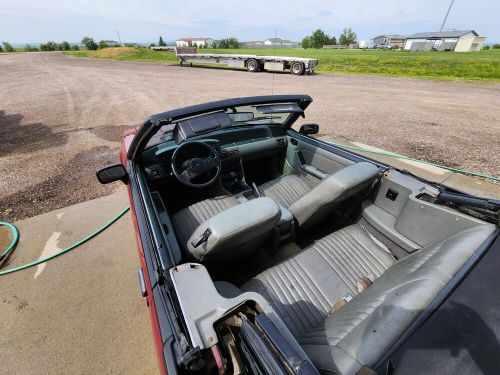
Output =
[{"x1": 128, "y1": 95, "x2": 312, "y2": 161}]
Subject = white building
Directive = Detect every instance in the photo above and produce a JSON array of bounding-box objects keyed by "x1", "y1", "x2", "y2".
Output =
[
  {"x1": 264, "y1": 37, "x2": 297, "y2": 47},
  {"x1": 176, "y1": 38, "x2": 214, "y2": 48},
  {"x1": 403, "y1": 30, "x2": 485, "y2": 52}
]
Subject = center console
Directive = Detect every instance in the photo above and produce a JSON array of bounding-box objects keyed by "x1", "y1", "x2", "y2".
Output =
[{"x1": 220, "y1": 156, "x2": 252, "y2": 196}]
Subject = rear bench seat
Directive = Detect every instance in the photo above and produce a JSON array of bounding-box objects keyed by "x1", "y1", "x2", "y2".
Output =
[{"x1": 241, "y1": 223, "x2": 496, "y2": 374}]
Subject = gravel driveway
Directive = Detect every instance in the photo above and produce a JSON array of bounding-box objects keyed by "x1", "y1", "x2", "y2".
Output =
[{"x1": 1, "y1": 52, "x2": 499, "y2": 221}]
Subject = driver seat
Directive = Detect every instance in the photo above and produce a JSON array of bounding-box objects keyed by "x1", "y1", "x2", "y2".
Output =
[
  {"x1": 172, "y1": 196, "x2": 281, "y2": 264},
  {"x1": 172, "y1": 195, "x2": 240, "y2": 251}
]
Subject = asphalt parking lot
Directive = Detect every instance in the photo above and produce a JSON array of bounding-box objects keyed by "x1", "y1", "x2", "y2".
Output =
[
  {"x1": 1, "y1": 52, "x2": 499, "y2": 221},
  {"x1": 0, "y1": 52, "x2": 499, "y2": 374}
]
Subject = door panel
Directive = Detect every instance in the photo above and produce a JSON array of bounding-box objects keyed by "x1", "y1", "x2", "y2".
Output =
[{"x1": 284, "y1": 135, "x2": 354, "y2": 177}]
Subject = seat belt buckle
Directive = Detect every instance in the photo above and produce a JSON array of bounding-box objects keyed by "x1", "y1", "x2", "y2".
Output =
[{"x1": 191, "y1": 228, "x2": 212, "y2": 248}]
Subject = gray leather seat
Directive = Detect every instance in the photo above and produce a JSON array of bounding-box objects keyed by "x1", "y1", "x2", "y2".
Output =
[
  {"x1": 242, "y1": 225, "x2": 396, "y2": 338},
  {"x1": 259, "y1": 162, "x2": 380, "y2": 229},
  {"x1": 174, "y1": 197, "x2": 281, "y2": 264},
  {"x1": 172, "y1": 195, "x2": 240, "y2": 251},
  {"x1": 242, "y1": 223, "x2": 496, "y2": 374}
]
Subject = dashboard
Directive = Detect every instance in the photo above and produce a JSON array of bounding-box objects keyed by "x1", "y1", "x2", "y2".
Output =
[{"x1": 142, "y1": 125, "x2": 287, "y2": 182}]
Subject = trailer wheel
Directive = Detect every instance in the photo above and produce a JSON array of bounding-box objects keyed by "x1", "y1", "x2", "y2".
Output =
[
  {"x1": 246, "y1": 59, "x2": 259, "y2": 73},
  {"x1": 291, "y1": 62, "x2": 305, "y2": 75}
]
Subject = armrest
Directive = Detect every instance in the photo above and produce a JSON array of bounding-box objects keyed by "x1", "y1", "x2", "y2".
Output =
[{"x1": 188, "y1": 197, "x2": 280, "y2": 261}]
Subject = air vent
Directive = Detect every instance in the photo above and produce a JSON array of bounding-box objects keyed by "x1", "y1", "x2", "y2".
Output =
[
  {"x1": 220, "y1": 148, "x2": 239, "y2": 158},
  {"x1": 275, "y1": 137, "x2": 287, "y2": 147}
]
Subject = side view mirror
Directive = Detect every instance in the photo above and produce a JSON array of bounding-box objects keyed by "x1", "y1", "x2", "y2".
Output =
[
  {"x1": 299, "y1": 123, "x2": 319, "y2": 135},
  {"x1": 96, "y1": 163, "x2": 128, "y2": 184}
]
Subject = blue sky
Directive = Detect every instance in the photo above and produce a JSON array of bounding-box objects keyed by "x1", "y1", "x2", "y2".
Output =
[{"x1": 1, "y1": 0, "x2": 498, "y2": 44}]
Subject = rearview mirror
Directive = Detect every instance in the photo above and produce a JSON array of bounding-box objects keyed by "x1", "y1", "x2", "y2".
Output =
[
  {"x1": 299, "y1": 123, "x2": 319, "y2": 135},
  {"x1": 96, "y1": 164, "x2": 128, "y2": 184}
]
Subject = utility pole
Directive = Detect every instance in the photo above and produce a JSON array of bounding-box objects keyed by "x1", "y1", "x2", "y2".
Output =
[
  {"x1": 440, "y1": 0, "x2": 455, "y2": 32},
  {"x1": 116, "y1": 30, "x2": 124, "y2": 47}
]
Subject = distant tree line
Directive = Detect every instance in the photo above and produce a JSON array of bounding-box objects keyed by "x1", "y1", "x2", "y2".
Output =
[
  {"x1": 215, "y1": 37, "x2": 240, "y2": 49},
  {"x1": 301, "y1": 28, "x2": 357, "y2": 49}
]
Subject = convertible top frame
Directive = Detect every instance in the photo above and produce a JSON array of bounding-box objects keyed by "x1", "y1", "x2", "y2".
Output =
[{"x1": 127, "y1": 95, "x2": 313, "y2": 161}]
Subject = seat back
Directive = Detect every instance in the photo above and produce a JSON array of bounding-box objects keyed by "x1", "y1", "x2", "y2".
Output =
[
  {"x1": 290, "y1": 162, "x2": 380, "y2": 229},
  {"x1": 298, "y1": 223, "x2": 496, "y2": 375},
  {"x1": 187, "y1": 197, "x2": 281, "y2": 264}
]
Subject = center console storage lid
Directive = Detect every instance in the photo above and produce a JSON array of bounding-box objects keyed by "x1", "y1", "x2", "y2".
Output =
[{"x1": 187, "y1": 197, "x2": 281, "y2": 261}]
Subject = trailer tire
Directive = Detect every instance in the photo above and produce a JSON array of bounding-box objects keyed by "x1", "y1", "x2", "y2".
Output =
[
  {"x1": 291, "y1": 62, "x2": 305, "y2": 75},
  {"x1": 246, "y1": 59, "x2": 259, "y2": 73}
]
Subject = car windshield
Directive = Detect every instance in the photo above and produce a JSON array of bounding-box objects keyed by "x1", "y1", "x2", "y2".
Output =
[{"x1": 146, "y1": 102, "x2": 301, "y2": 147}]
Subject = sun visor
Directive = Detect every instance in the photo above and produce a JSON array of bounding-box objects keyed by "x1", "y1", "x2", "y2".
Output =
[{"x1": 255, "y1": 103, "x2": 305, "y2": 117}]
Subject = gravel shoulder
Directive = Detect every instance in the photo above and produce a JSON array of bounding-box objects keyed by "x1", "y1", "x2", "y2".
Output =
[{"x1": 1, "y1": 52, "x2": 499, "y2": 221}]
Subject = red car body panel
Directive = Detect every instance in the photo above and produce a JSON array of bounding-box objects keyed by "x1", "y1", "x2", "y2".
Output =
[{"x1": 120, "y1": 129, "x2": 167, "y2": 375}]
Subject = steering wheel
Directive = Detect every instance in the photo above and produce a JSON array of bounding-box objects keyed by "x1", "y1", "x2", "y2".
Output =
[{"x1": 171, "y1": 141, "x2": 221, "y2": 188}]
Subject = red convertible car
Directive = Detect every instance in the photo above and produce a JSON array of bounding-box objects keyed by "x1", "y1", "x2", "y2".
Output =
[{"x1": 98, "y1": 95, "x2": 499, "y2": 375}]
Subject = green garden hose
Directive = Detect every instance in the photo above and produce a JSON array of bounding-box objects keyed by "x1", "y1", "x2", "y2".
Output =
[
  {"x1": 0, "y1": 221, "x2": 19, "y2": 261},
  {"x1": 0, "y1": 207, "x2": 129, "y2": 276}
]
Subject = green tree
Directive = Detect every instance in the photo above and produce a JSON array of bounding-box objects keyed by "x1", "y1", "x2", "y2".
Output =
[
  {"x1": 0, "y1": 44, "x2": 3, "y2": 52},
  {"x1": 58, "y1": 41, "x2": 71, "y2": 51},
  {"x1": 339, "y1": 27, "x2": 357, "y2": 45},
  {"x1": 2, "y1": 42, "x2": 15, "y2": 52},
  {"x1": 81, "y1": 36, "x2": 98, "y2": 50},
  {"x1": 227, "y1": 37, "x2": 239, "y2": 48},
  {"x1": 71, "y1": 44, "x2": 80, "y2": 51},
  {"x1": 158, "y1": 36, "x2": 166, "y2": 46},
  {"x1": 98, "y1": 40, "x2": 110, "y2": 49},
  {"x1": 40, "y1": 41, "x2": 58, "y2": 51},
  {"x1": 330, "y1": 36, "x2": 337, "y2": 45},
  {"x1": 301, "y1": 36, "x2": 311, "y2": 49},
  {"x1": 310, "y1": 29, "x2": 331, "y2": 48}
]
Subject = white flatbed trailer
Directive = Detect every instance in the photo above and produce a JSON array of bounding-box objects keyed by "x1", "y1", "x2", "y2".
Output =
[{"x1": 174, "y1": 48, "x2": 318, "y2": 75}]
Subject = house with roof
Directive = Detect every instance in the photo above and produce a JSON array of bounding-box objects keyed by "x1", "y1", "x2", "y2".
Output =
[
  {"x1": 176, "y1": 37, "x2": 214, "y2": 48},
  {"x1": 403, "y1": 30, "x2": 485, "y2": 52},
  {"x1": 264, "y1": 37, "x2": 297, "y2": 47},
  {"x1": 372, "y1": 34, "x2": 407, "y2": 49}
]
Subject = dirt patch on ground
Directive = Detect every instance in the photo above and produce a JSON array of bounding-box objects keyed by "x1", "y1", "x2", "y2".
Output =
[
  {"x1": 0, "y1": 52, "x2": 498, "y2": 221},
  {"x1": 0, "y1": 146, "x2": 119, "y2": 222},
  {"x1": 0, "y1": 110, "x2": 68, "y2": 157}
]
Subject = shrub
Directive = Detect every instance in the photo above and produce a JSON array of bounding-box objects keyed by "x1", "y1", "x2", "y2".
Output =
[
  {"x1": 24, "y1": 44, "x2": 39, "y2": 52},
  {"x1": 0, "y1": 44, "x2": 3, "y2": 52},
  {"x1": 2, "y1": 42, "x2": 15, "y2": 52},
  {"x1": 71, "y1": 44, "x2": 80, "y2": 51},
  {"x1": 98, "y1": 40, "x2": 110, "y2": 49},
  {"x1": 482, "y1": 45, "x2": 490, "y2": 50},
  {"x1": 58, "y1": 41, "x2": 71, "y2": 51},
  {"x1": 40, "y1": 41, "x2": 58, "y2": 51},
  {"x1": 492, "y1": 44, "x2": 500, "y2": 49},
  {"x1": 81, "y1": 36, "x2": 98, "y2": 50}
]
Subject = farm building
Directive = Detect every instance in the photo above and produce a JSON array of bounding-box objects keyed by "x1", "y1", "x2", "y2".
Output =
[
  {"x1": 176, "y1": 37, "x2": 214, "y2": 48},
  {"x1": 404, "y1": 30, "x2": 485, "y2": 52},
  {"x1": 264, "y1": 38, "x2": 298, "y2": 47},
  {"x1": 372, "y1": 35, "x2": 407, "y2": 49}
]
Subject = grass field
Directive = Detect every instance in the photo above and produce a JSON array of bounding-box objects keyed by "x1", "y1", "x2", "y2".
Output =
[{"x1": 64, "y1": 47, "x2": 500, "y2": 81}]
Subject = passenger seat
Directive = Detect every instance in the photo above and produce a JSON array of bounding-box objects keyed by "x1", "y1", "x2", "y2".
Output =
[
  {"x1": 258, "y1": 162, "x2": 380, "y2": 229},
  {"x1": 241, "y1": 223, "x2": 496, "y2": 374}
]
